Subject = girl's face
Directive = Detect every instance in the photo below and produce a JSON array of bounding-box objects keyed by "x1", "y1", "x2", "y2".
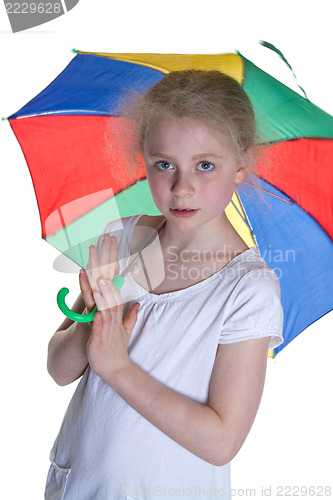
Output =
[{"x1": 143, "y1": 117, "x2": 249, "y2": 230}]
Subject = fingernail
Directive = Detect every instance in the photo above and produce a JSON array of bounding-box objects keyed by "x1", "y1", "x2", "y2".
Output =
[
  {"x1": 100, "y1": 278, "x2": 107, "y2": 286},
  {"x1": 93, "y1": 290, "x2": 101, "y2": 299}
]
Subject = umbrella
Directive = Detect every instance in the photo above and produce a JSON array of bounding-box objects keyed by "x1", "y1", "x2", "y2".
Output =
[{"x1": 8, "y1": 49, "x2": 333, "y2": 357}]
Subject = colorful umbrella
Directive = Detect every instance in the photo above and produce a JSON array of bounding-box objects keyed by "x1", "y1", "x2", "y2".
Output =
[{"x1": 8, "y1": 50, "x2": 333, "y2": 357}]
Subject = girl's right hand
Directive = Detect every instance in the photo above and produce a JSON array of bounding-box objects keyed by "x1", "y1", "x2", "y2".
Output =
[{"x1": 83, "y1": 234, "x2": 120, "y2": 311}]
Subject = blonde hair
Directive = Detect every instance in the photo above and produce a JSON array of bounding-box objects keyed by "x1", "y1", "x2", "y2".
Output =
[{"x1": 127, "y1": 69, "x2": 257, "y2": 161}]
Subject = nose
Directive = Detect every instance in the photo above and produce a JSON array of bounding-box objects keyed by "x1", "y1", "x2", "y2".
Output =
[{"x1": 171, "y1": 170, "x2": 194, "y2": 196}]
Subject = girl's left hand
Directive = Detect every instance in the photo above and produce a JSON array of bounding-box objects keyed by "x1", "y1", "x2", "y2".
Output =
[
  {"x1": 87, "y1": 279, "x2": 140, "y2": 385},
  {"x1": 86, "y1": 238, "x2": 140, "y2": 385}
]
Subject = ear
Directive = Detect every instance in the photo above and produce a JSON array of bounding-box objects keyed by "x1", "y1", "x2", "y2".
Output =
[{"x1": 235, "y1": 147, "x2": 257, "y2": 185}]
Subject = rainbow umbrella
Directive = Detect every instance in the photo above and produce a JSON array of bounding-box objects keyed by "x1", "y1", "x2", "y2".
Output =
[{"x1": 8, "y1": 50, "x2": 333, "y2": 357}]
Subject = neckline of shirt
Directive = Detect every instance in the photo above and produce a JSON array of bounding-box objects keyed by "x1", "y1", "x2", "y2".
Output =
[{"x1": 123, "y1": 216, "x2": 260, "y2": 301}]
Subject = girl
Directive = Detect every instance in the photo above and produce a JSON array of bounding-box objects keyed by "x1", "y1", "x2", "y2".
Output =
[{"x1": 45, "y1": 70, "x2": 283, "y2": 499}]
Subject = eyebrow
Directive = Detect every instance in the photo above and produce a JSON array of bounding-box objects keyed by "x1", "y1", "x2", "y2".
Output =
[
  {"x1": 150, "y1": 153, "x2": 174, "y2": 160},
  {"x1": 192, "y1": 153, "x2": 222, "y2": 160},
  {"x1": 150, "y1": 153, "x2": 222, "y2": 160}
]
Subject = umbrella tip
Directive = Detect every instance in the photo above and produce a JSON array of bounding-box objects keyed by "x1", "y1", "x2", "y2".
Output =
[
  {"x1": 1, "y1": 117, "x2": 7, "y2": 121},
  {"x1": 72, "y1": 48, "x2": 78, "y2": 53}
]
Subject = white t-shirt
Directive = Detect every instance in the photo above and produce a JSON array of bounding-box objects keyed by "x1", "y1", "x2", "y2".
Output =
[{"x1": 45, "y1": 215, "x2": 284, "y2": 500}]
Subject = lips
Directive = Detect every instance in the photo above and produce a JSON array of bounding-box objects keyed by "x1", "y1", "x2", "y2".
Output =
[{"x1": 170, "y1": 208, "x2": 199, "y2": 217}]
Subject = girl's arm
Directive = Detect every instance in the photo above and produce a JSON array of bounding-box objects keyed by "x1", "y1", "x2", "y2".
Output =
[
  {"x1": 48, "y1": 234, "x2": 123, "y2": 386},
  {"x1": 111, "y1": 337, "x2": 271, "y2": 467},
  {"x1": 47, "y1": 293, "x2": 90, "y2": 386},
  {"x1": 88, "y1": 276, "x2": 271, "y2": 467},
  {"x1": 47, "y1": 270, "x2": 94, "y2": 386}
]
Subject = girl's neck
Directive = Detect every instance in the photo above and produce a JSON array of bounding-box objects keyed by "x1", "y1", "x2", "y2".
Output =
[
  {"x1": 160, "y1": 217, "x2": 223, "y2": 250},
  {"x1": 160, "y1": 213, "x2": 247, "y2": 255}
]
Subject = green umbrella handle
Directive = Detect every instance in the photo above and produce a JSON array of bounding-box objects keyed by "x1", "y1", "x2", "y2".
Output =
[{"x1": 57, "y1": 275, "x2": 125, "y2": 323}]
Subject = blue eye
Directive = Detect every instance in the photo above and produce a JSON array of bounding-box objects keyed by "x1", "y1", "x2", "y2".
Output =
[
  {"x1": 197, "y1": 161, "x2": 214, "y2": 172},
  {"x1": 156, "y1": 161, "x2": 173, "y2": 170}
]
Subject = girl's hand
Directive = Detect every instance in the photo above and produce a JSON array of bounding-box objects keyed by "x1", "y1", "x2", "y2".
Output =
[
  {"x1": 88, "y1": 234, "x2": 119, "y2": 295},
  {"x1": 79, "y1": 234, "x2": 119, "y2": 315},
  {"x1": 87, "y1": 278, "x2": 140, "y2": 385},
  {"x1": 79, "y1": 268, "x2": 95, "y2": 314}
]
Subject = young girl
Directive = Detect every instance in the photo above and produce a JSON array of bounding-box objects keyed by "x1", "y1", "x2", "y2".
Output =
[{"x1": 45, "y1": 70, "x2": 283, "y2": 499}]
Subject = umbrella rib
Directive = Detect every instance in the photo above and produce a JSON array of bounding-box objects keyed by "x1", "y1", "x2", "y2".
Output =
[
  {"x1": 57, "y1": 206, "x2": 88, "y2": 268},
  {"x1": 243, "y1": 180, "x2": 294, "y2": 204},
  {"x1": 58, "y1": 207, "x2": 72, "y2": 249},
  {"x1": 10, "y1": 110, "x2": 112, "y2": 120},
  {"x1": 233, "y1": 190, "x2": 260, "y2": 251},
  {"x1": 230, "y1": 198, "x2": 253, "y2": 233}
]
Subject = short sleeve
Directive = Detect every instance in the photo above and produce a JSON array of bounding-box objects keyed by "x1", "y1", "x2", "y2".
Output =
[{"x1": 219, "y1": 268, "x2": 284, "y2": 350}]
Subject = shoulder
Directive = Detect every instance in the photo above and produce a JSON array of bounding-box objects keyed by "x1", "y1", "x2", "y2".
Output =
[
  {"x1": 102, "y1": 214, "x2": 163, "y2": 231},
  {"x1": 135, "y1": 214, "x2": 165, "y2": 229},
  {"x1": 219, "y1": 248, "x2": 284, "y2": 349},
  {"x1": 131, "y1": 214, "x2": 165, "y2": 254},
  {"x1": 227, "y1": 247, "x2": 280, "y2": 288},
  {"x1": 98, "y1": 214, "x2": 145, "y2": 238},
  {"x1": 95, "y1": 216, "x2": 142, "y2": 255},
  {"x1": 100, "y1": 214, "x2": 165, "y2": 254},
  {"x1": 228, "y1": 249, "x2": 282, "y2": 313},
  {"x1": 232, "y1": 266, "x2": 282, "y2": 318}
]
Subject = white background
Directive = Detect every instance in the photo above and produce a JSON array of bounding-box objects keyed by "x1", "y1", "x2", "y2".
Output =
[{"x1": 0, "y1": 1, "x2": 332, "y2": 498}]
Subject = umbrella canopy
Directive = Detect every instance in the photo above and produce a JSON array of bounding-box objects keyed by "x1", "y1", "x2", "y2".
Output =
[{"x1": 8, "y1": 50, "x2": 333, "y2": 356}]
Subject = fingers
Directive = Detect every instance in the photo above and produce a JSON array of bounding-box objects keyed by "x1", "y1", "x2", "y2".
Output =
[
  {"x1": 90, "y1": 286, "x2": 139, "y2": 354},
  {"x1": 90, "y1": 310, "x2": 103, "y2": 338},
  {"x1": 88, "y1": 245, "x2": 100, "y2": 290},
  {"x1": 107, "y1": 235, "x2": 120, "y2": 280},
  {"x1": 87, "y1": 234, "x2": 124, "y2": 333},
  {"x1": 91, "y1": 280, "x2": 123, "y2": 340},
  {"x1": 89, "y1": 234, "x2": 120, "y2": 289},
  {"x1": 123, "y1": 302, "x2": 140, "y2": 335},
  {"x1": 99, "y1": 233, "x2": 112, "y2": 273},
  {"x1": 93, "y1": 278, "x2": 123, "y2": 319},
  {"x1": 79, "y1": 268, "x2": 95, "y2": 312}
]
